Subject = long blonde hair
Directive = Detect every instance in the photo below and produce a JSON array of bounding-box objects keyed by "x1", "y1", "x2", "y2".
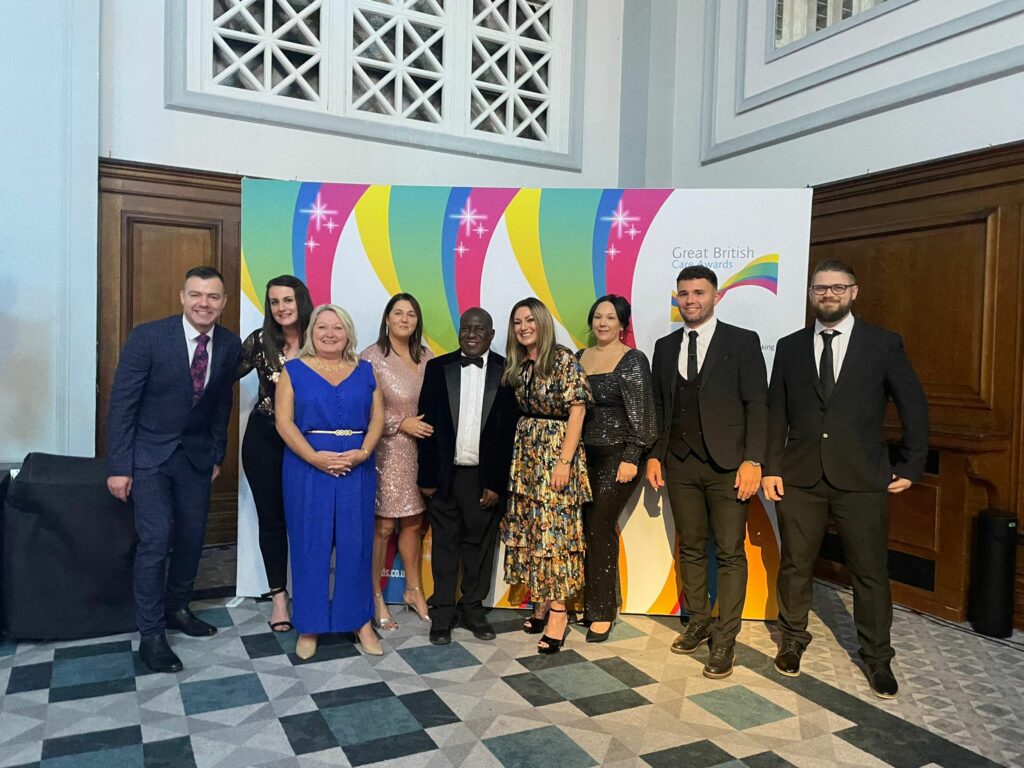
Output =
[
  {"x1": 300, "y1": 304, "x2": 359, "y2": 364},
  {"x1": 503, "y1": 297, "x2": 556, "y2": 386}
]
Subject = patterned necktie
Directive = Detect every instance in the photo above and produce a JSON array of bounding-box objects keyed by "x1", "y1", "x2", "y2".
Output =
[
  {"x1": 191, "y1": 334, "x2": 210, "y2": 404},
  {"x1": 687, "y1": 330, "x2": 698, "y2": 380},
  {"x1": 819, "y1": 330, "x2": 838, "y2": 400}
]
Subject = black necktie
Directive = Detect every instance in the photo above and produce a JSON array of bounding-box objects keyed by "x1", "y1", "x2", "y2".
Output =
[
  {"x1": 687, "y1": 330, "x2": 698, "y2": 380},
  {"x1": 460, "y1": 355, "x2": 484, "y2": 368},
  {"x1": 819, "y1": 330, "x2": 838, "y2": 400}
]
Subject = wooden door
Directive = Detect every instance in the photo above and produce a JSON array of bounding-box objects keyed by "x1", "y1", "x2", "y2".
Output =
[{"x1": 98, "y1": 160, "x2": 243, "y2": 544}]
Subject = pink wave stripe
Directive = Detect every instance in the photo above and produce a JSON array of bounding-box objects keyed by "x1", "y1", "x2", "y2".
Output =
[
  {"x1": 719, "y1": 276, "x2": 778, "y2": 297},
  {"x1": 305, "y1": 183, "x2": 369, "y2": 305},
  {"x1": 605, "y1": 189, "x2": 673, "y2": 298},
  {"x1": 605, "y1": 189, "x2": 673, "y2": 347},
  {"x1": 454, "y1": 188, "x2": 519, "y2": 312}
]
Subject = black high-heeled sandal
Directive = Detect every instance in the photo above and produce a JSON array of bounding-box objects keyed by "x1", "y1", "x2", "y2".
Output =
[
  {"x1": 586, "y1": 621, "x2": 613, "y2": 643},
  {"x1": 537, "y1": 606, "x2": 567, "y2": 654},
  {"x1": 523, "y1": 608, "x2": 548, "y2": 634}
]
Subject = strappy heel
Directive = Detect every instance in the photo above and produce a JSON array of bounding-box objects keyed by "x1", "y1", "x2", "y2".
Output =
[
  {"x1": 266, "y1": 588, "x2": 293, "y2": 633},
  {"x1": 538, "y1": 606, "x2": 567, "y2": 654},
  {"x1": 373, "y1": 592, "x2": 398, "y2": 631},
  {"x1": 523, "y1": 608, "x2": 548, "y2": 634},
  {"x1": 403, "y1": 587, "x2": 430, "y2": 622}
]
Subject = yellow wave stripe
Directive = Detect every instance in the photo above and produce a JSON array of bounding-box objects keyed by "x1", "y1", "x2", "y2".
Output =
[
  {"x1": 354, "y1": 185, "x2": 401, "y2": 297},
  {"x1": 240, "y1": 250, "x2": 261, "y2": 310},
  {"x1": 505, "y1": 189, "x2": 560, "y2": 316}
]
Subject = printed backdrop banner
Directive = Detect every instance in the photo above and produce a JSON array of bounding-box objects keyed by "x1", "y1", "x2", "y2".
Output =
[{"x1": 237, "y1": 180, "x2": 812, "y2": 619}]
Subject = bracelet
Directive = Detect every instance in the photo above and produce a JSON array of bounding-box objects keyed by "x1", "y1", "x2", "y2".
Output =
[
  {"x1": 359, "y1": 447, "x2": 370, "y2": 457},
  {"x1": 557, "y1": 457, "x2": 571, "y2": 467}
]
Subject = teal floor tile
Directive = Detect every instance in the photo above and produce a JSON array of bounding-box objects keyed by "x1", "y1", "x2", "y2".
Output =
[
  {"x1": 536, "y1": 662, "x2": 627, "y2": 700},
  {"x1": 690, "y1": 686, "x2": 793, "y2": 730},
  {"x1": 194, "y1": 607, "x2": 234, "y2": 628},
  {"x1": 41, "y1": 743, "x2": 144, "y2": 768},
  {"x1": 180, "y1": 673, "x2": 268, "y2": 715},
  {"x1": 51, "y1": 653, "x2": 135, "y2": 688},
  {"x1": 321, "y1": 697, "x2": 421, "y2": 746},
  {"x1": 398, "y1": 642, "x2": 479, "y2": 675},
  {"x1": 484, "y1": 725, "x2": 596, "y2": 768}
]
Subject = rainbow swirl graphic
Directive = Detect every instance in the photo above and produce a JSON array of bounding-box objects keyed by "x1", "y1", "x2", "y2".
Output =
[{"x1": 671, "y1": 253, "x2": 780, "y2": 323}]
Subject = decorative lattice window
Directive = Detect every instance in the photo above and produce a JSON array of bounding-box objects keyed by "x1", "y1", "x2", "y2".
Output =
[
  {"x1": 775, "y1": 0, "x2": 889, "y2": 48},
  {"x1": 172, "y1": 0, "x2": 582, "y2": 165}
]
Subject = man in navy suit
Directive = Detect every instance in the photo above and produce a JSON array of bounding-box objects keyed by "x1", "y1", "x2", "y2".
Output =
[
  {"x1": 417, "y1": 308, "x2": 518, "y2": 645},
  {"x1": 762, "y1": 259, "x2": 928, "y2": 699},
  {"x1": 107, "y1": 266, "x2": 241, "y2": 673}
]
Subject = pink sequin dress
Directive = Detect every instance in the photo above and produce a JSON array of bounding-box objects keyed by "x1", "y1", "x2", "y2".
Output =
[{"x1": 359, "y1": 343, "x2": 434, "y2": 518}]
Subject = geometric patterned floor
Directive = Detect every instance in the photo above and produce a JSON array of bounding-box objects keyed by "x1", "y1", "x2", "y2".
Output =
[{"x1": 2, "y1": 549, "x2": 1022, "y2": 767}]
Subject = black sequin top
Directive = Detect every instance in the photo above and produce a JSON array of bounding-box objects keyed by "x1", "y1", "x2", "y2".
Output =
[
  {"x1": 576, "y1": 347, "x2": 656, "y2": 465},
  {"x1": 237, "y1": 329, "x2": 287, "y2": 417}
]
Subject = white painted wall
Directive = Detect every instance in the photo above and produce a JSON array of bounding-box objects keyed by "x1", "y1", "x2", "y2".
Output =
[
  {"x1": 641, "y1": 1, "x2": 1024, "y2": 189},
  {"x1": 100, "y1": 0, "x2": 625, "y2": 188},
  {"x1": 0, "y1": 2, "x2": 99, "y2": 463}
]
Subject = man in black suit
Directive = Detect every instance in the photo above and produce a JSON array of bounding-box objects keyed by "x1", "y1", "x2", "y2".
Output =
[
  {"x1": 646, "y1": 266, "x2": 768, "y2": 679},
  {"x1": 417, "y1": 308, "x2": 518, "y2": 645},
  {"x1": 762, "y1": 259, "x2": 928, "y2": 699},
  {"x1": 107, "y1": 266, "x2": 241, "y2": 673}
]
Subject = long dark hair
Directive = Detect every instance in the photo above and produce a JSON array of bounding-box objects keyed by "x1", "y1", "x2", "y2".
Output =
[
  {"x1": 502, "y1": 297, "x2": 557, "y2": 386},
  {"x1": 262, "y1": 275, "x2": 314, "y2": 360},
  {"x1": 375, "y1": 293, "x2": 426, "y2": 364}
]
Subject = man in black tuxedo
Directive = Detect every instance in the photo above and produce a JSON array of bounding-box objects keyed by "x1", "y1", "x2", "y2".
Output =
[
  {"x1": 107, "y1": 266, "x2": 241, "y2": 673},
  {"x1": 647, "y1": 266, "x2": 768, "y2": 679},
  {"x1": 762, "y1": 259, "x2": 928, "y2": 699},
  {"x1": 417, "y1": 308, "x2": 518, "y2": 645}
]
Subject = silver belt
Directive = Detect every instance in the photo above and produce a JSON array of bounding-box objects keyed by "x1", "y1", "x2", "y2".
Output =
[{"x1": 306, "y1": 429, "x2": 364, "y2": 436}]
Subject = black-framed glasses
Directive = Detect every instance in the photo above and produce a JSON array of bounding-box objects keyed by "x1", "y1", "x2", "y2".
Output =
[{"x1": 810, "y1": 283, "x2": 856, "y2": 296}]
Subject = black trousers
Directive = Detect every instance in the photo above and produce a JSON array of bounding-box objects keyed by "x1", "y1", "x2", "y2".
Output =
[
  {"x1": 776, "y1": 478, "x2": 893, "y2": 664},
  {"x1": 427, "y1": 466, "x2": 501, "y2": 627},
  {"x1": 241, "y1": 411, "x2": 288, "y2": 593},
  {"x1": 582, "y1": 443, "x2": 638, "y2": 621},
  {"x1": 665, "y1": 451, "x2": 749, "y2": 649},
  {"x1": 131, "y1": 446, "x2": 211, "y2": 636}
]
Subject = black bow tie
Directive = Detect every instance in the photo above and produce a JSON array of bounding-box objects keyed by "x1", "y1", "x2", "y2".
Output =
[{"x1": 460, "y1": 356, "x2": 484, "y2": 368}]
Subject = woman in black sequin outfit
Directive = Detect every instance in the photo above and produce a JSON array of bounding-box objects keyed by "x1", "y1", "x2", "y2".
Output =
[
  {"x1": 576, "y1": 295, "x2": 656, "y2": 642},
  {"x1": 237, "y1": 275, "x2": 314, "y2": 631}
]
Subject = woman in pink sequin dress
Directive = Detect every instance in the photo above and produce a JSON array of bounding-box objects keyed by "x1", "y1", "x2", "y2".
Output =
[{"x1": 360, "y1": 294, "x2": 434, "y2": 630}]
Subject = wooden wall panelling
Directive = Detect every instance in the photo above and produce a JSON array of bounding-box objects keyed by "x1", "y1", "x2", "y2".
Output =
[
  {"x1": 98, "y1": 160, "x2": 242, "y2": 545},
  {"x1": 810, "y1": 142, "x2": 1024, "y2": 627}
]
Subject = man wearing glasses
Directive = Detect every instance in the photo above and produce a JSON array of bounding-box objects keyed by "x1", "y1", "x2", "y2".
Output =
[{"x1": 761, "y1": 259, "x2": 928, "y2": 699}]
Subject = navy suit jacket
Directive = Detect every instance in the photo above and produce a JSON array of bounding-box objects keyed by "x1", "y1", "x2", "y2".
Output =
[
  {"x1": 765, "y1": 320, "x2": 929, "y2": 491},
  {"x1": 106, "y1": 315, "x2": 241, "y2": 476}
]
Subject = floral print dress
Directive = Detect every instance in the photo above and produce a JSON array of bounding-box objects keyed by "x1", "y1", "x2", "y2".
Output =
[{"x1": 501, "y1": 346, "x2": 593, "y2": 601}]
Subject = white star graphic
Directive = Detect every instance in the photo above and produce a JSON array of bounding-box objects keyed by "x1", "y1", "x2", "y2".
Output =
[
  {"x1": 600, "y1": 200, "x2": 640, "y2": 240},
  {"x1": 451, "y1": 197, "x2": 488, "y2": 236},
  {"x1": 626, "y1": 225, "x2": 641, "y2": 240},
  {"x1": 454, "y1": 243, "x2": 469, "y2": 258},
  {"x1": 300, "y1": 193, "x2": 338, "y2": 232},
  {"x1": 473, "y1": 223, "x2": 488, "y2": 238},
  {"x1": 324, "y1": 218, "x2": 338, "y2": 233},
  {"x1": 306, "y1": 238, "x2": 318, "y2": 252},
  {"x1": 606, "y1": 244, "x2": 620, "y2": 260}
]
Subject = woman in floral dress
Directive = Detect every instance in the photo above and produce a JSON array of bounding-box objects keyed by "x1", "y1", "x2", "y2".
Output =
[{"x1": 501, "y1": 297, "x2": 592, "y2": 654}]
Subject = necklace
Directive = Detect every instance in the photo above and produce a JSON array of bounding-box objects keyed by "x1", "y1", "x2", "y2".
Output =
[{"x1": 310, "y1": 357, "x2": 348, "y2": 373}]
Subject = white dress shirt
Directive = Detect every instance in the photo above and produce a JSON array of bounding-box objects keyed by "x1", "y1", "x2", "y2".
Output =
[
  {"x1": 454, "y1": 350, "x2": 489, "y2": 466},
  {"x1": 183, "y1": 315, "x2": 213, "y2": 388},
  {"x1": 677, "y1": 316, "x2": 718, "y2": 379},
  {"x1": 813, "y1": 312, "x2": 855, "y2": 378}
]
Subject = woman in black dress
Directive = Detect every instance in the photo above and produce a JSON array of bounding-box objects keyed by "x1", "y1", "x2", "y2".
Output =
[
  {"x1": 237, "y1": 275, "x2": 314, "y2": 631},
  {"x1": 576, "y1": 295, "x2": 655, "y2": 642}
]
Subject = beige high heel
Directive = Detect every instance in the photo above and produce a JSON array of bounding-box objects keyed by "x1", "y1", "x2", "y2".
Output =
[
  {"x1": 403, "y1": 586, "x2": 430, "y2": 622},
  {"x1": 295, "y1": 633, "x2": 318, "y2": 660},
  {"x1": 356, "y1": 623, "x2": 384, "y2": 656}
]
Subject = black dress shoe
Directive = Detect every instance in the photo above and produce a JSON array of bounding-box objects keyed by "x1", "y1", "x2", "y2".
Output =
[
  {"x1": 670, "y1": 620, "x2": 711, "y2": 654},
  {"x1": 866, "y1": 662, "x2": 898, "y2": 699},
  {"x1": 460, "y1": 615, "x2": 496, "y2": 641},
  {"x1": 703, "y1": 645, "x2": 735, "y2": 679},
  {"x1": 774, "y1": 639, "x2": 804, "y2": 677},
  {"x1": 429, "y1": 627, "x2": 452, "y2": 645},
  {"x1": 139, "y1": 634, "x2": 183, "y2": 674},
  {"x1": 165, "y1": 608, "x2": 218, "y2": 637}
]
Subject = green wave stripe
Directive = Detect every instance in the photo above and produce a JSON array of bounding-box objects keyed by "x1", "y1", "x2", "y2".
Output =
[{"x1": 242, "y1": 179, "x2": 301, "y2": 299}]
